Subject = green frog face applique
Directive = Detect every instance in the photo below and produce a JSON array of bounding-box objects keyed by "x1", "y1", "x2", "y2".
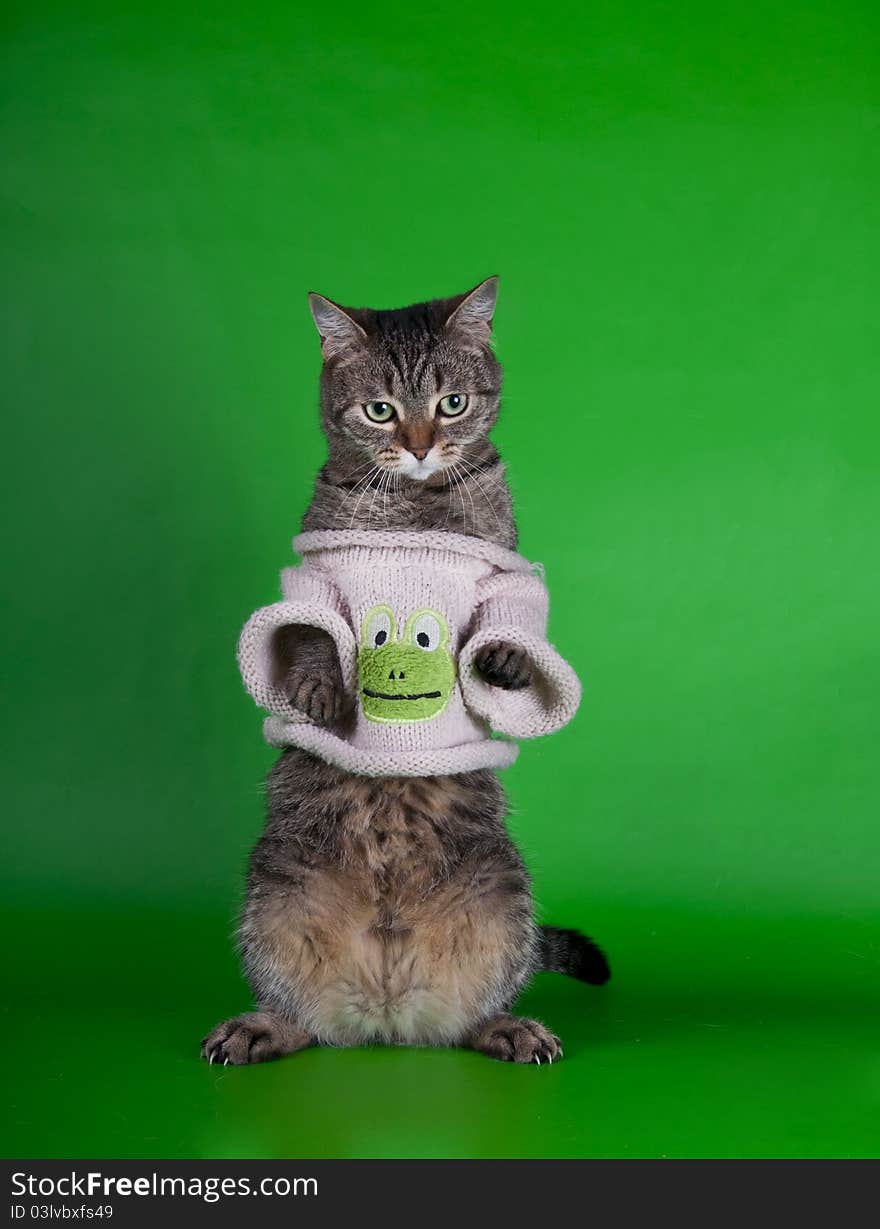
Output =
[{"x1": 359, "y1": 605, "x2": 456, "y2": 723}]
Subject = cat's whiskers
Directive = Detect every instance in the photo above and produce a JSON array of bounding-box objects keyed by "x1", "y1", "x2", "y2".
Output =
[
  {"x1": 371, "y1": 467, "x2": 387, "y2": 531},
  {"x1": 454, "y1": 455, "x2": 507, "y2": 536},
  {"x1": 344, "y1": 465, "x2": 384, "y2": 529},
  {"x1": 368, "y1": 466, "x2": 393, "y2": 532},
  {"x1": 365, "y1": 475, "x2": 379, "y2": 533},
  {"x1": 381, "y1": 463, "x2": 394, "y2": 527},
  {"x1": 457, "y1": 452, "x2": 508, "y2": 496},
  {"x1": 445, "y1": 463, "x2": 462, "y2": 532},
  {"x1": 456, "y1": 464, "x2": 471, "y2": 535},
  {"x1": 330, "y1": 460, "x2": 375, "y2": 518},
  {"x1": 333, "y1": 473, "x2": 373, "y2": 526},
  {"x1": 333, "y1": 455, "x2": 376, "y2": 492},
  {"x1": 454, "y1": 461, "x2": 479, "y2": 537},
  {"x1": 335, "y1": 463, "x2": 381, "y2": 520},
  {"x1": 458, "y1": 450, "x2": 507, "y2": 492},
  {"x1": 450, "y1": 462, "x2": 469, "y2": 534}
]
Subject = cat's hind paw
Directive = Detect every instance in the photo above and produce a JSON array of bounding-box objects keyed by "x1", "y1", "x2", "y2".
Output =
[
  {"x1": 201, "y1": 1011, "x2": 313, "y2": 1066},
  {"x1": 468, "y1": 1014, "x2": 562, "y2": 1064}
]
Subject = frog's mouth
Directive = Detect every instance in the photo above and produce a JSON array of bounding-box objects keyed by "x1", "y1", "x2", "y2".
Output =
[{"x1": 362, "y1": 688, "x2": 442, "y2": 702}]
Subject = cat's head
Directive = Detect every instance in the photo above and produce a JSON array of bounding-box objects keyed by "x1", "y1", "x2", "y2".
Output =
[{"x1": 308, "y1": 278, "x2": 501, "y2": 482}]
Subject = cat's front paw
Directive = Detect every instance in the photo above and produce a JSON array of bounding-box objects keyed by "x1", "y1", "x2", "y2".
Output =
[
  {"x1": 285, "y1": 668, "x2": 346, "y2": 727},
  {"x1": 474, "y1": 640, "x2": 532, "y2": 691}
]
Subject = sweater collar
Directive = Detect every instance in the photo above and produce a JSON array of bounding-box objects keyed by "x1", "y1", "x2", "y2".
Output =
[{"x1": 292, "y1": 529, "x2": 533, "y2": 575}]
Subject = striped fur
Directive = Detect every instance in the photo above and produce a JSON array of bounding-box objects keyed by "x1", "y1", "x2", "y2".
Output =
[{"x1": 202, "y1": 282, "x2": 609, "y2": 1066}]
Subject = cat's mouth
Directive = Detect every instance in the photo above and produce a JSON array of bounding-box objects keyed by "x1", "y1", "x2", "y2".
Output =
[
  {"x1": 362, "y1": 687, "x2": 442, "y2": 701},
  {"x1": 394, "y1": 450, "x2": 444, "y2": 481}
]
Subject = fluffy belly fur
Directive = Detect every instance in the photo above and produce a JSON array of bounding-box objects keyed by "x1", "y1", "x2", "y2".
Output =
[{"x1": 237, "y1": 750, "x2": 538, "y2": 1046}]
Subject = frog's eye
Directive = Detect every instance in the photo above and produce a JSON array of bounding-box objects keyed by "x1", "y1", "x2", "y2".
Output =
[
  {"x1": 409, "y1": 612, "x2": 443, "y2": 651},
  {"x1": 437, "y1": 392, "x2": 469, "y2": 417},
  {"x1": 364, "y1": 607, "x2": 394, "y2": 647},
  {"x1": 364, "y1": 401, "x2": 396, "y2": 424}
]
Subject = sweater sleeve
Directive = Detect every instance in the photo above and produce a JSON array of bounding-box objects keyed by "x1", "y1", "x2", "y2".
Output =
[
  {"x1": 458, "y1": 569, "x2": 581, "y2": 738},
  {"x1": 236, "y1": 564, "x2": 357, "y2": 721}
]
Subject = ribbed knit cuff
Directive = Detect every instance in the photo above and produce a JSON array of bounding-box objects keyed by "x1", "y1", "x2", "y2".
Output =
[{"x1": 459, "y1": 626, "x2": 582, "y2": 738}]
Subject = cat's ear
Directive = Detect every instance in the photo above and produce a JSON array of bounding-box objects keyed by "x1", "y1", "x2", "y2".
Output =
[
  {"x1": 308, "y1": 293, "x2": 367, "y2": 359},
  {"x1": 444, "y1": 276, "x2": 499, "y2": 345}
]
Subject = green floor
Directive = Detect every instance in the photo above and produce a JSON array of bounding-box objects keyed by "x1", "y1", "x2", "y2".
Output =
[{"x1": 5, "y1": 902, "x2": 877, "y2": 1159}]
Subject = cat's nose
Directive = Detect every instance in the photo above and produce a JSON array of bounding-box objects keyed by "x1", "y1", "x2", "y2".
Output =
[{"x1": 409, "y1": 447, "x2": 429, "y2": 461}]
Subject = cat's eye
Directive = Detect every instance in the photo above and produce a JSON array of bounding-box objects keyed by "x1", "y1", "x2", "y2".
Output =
[
  {"x1": 437, "y1": 392, "x2": 469, "y2": 417},
  {"x1": 364, "y1": 606, "x2": 395, "y2": 648},
  {"x1": 409, "y1": 612, "x2": 443, "y2": 651},
  {"x1": 364, "y1": 401, "x2": 396, "y2": 423}
]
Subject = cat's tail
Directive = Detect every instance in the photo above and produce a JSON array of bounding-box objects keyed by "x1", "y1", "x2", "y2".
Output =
[{"x1": 538, "y1": 926, "x2": 611, "y2": 985}]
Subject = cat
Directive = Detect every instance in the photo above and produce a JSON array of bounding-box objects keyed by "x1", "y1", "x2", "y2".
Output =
[{"x1": 201, "y1": 277, "x2": 609, "y2": 1066}]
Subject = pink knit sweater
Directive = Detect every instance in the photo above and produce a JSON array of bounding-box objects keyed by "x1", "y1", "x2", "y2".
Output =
[{"x1": 238, "y1": 530, "x2": 581, "y2": 776}]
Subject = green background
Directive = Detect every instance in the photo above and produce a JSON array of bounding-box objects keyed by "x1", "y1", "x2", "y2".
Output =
[{"x1": 3, "y1": 0, "x2": 878, "y2": 1159}]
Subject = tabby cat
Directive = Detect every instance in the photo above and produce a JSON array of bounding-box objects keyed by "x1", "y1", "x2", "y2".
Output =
[{"x1": 201, "y1": 278, "x2": 609, "y2": 1065}]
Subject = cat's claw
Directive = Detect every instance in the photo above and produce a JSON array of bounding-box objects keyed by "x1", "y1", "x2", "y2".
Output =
[
  {"x1": 201, "y1": 1011, "x2": 314, "y2": 1066},
  {"x1": 534, "y1": 1055, "x2": 541, "y2": 1065}
]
